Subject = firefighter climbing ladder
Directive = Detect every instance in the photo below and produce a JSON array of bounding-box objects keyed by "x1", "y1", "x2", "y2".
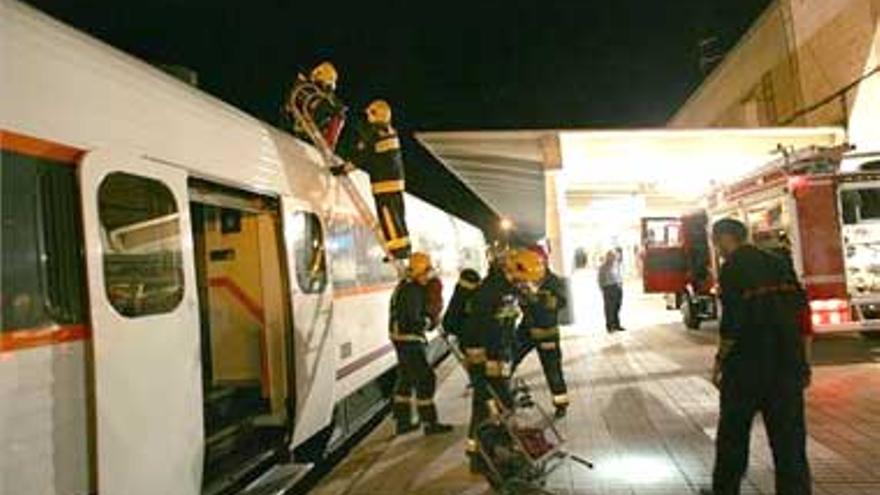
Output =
[{"x1": 286, "y1": 84, "x2": 407, "y2": 278}]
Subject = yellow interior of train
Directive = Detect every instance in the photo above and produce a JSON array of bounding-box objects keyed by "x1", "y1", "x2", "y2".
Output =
[{"x1": 189, "y1": 182, "x2": 292, "y2": 491}]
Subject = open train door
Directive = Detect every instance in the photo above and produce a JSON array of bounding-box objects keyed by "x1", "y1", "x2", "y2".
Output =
[
  {"x1": 79, "y1": 150, "x2": 203, "y2": 495},
  {"x1": 641, "y1": 217, "x2": 688, "y2": 293},
  {"x1": 280, "y1": 197, "x2": 336, "y2": 455}
]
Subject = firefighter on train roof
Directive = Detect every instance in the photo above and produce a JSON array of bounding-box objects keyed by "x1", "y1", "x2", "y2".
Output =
[
  {"x1": 389, "y1": 252, "x2": 453, "y2": 436},
  {"x1": 332, "y1": 99, "x2": 411, "y2": 260},
  {"x1": 285, "y1": 61, "x2": 347, "y2": 150},
  {"x1": 512, "y1": 245, "x2": 570, "y2": 418}
]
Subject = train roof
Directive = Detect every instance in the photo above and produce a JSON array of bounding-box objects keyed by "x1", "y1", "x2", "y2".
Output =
[{"x1": 1, "y1": 0, "x2": 320, "y2": 197}]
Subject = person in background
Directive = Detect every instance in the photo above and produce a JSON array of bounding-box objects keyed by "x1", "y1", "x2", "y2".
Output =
[
  {"x1": 598, "y1": 249, "x2": 625, "y2": 332},
  {"x1": 707, "y1": 218, "x2": 812, "y2": 495}
]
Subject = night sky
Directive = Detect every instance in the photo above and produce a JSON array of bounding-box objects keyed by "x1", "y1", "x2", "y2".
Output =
[
  {"x1": 22, "y1": 0, "x2": 773, "y2": 237},
  {"x1": 26, "y1": 0, "x2": 772, "y2": 131}
]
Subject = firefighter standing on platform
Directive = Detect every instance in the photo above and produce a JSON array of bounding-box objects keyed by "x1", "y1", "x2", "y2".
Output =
[
  {"x1": 708, "y1": 218, "x2": 812, "y2": 495},
  {"x1": 442, "y1": 268, "x2": 482, "y2": 340},
  {"x1": 513, "y1": 247, "x2": 570, "y2": 418},
  {"x1": 389, "y1": 252, "x2": 453, "y2": 436},
  {"x1": 461, "y1": 249, "x2": 533, "y2": 472},
  {"x1": 286, "y1": 61, "x2": 347, "y2": 150}
]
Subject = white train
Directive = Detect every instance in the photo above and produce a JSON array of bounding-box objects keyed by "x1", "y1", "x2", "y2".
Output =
[{"x1": 0, "y1": 1, "x2": 487, "y2": 494}]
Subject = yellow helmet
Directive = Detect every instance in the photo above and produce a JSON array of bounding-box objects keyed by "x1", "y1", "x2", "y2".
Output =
[
  {"x1": 310, "y1": 61, "x2": 338, "y2": 90},
  {"x1": 408, "y1": 252, "x2": 433, "y2": 278},
  {"x1": 505, "y1": 248, "x2": 546, "y2": 283},
  {"x1": 366, "y1": 99, "x2": 392, "y2": 124}
]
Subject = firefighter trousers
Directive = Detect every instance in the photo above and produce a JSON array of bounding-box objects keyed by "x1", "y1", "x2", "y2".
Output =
[
  {"x1": 513, "y1": 329, "x2": 569, "y2": 409},
  {"x1": 392, "y1": 342, "x2": 438, "y2": 427},
  {"x1": 466, "y1": 360, "x2": 513, "y2": 457},
  {"x1": 374, "y1": 191, "x2": 410, "y2": 260},
  {"x1": 713, "y1": 372, "x2": 811, "y2": 495}
]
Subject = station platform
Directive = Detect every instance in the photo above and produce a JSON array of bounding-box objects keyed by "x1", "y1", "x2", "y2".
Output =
[{"x1": 312, "y1": 273, "x2": 880, "y2": 495}]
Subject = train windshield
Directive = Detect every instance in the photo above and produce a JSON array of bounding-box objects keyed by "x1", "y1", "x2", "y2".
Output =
[{"x1": 840, "y1": 186, "x2": 880, "y2": 296}]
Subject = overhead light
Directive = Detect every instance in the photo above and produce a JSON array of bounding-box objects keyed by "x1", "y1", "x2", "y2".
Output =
[{"x1": 500, "y1": 218, "x2": 514, "y2": 231}]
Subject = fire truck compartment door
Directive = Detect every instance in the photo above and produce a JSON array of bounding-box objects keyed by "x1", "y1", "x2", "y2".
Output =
[{"x1": 641, "y1": 217, "x2": 688, "y2": 293}]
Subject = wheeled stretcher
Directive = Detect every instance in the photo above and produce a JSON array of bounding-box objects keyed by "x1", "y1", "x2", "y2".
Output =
[{"x1": 442, "y1": 334, "x2": 593, "y2": 494}]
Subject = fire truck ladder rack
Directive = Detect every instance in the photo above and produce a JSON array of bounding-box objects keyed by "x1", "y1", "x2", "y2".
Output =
[
  {"x1": 286, "y1": 84, "x2": 406, "y2": 278},
  {"x1": 752, "y1": 144, "x2": 853, "y2": 181}
]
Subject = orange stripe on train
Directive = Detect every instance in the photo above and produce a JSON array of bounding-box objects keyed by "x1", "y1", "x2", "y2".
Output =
[
  {"x1": 0, "y1": 129, "x2": 83, "y2": 163},
  {"x1": 0, "y1": 324, "x2": 90, "y2": 352}
]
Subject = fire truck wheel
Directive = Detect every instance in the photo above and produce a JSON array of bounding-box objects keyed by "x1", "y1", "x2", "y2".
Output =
[{"x1": 681, "y1": 295, "x2": 702, "y2": 330}]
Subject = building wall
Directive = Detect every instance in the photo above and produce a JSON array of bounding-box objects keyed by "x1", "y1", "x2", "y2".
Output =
[{"x1": 671, "y1": 0, "x2": 880, "y2": 150}]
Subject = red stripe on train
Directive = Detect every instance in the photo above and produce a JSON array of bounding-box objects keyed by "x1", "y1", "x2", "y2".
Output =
[
  {"x1": 0, "y1": 129, "x2": 83, "y2": 163},
  {"x1": 0, "y1": 324, "x2": 90, "y2": 352}
]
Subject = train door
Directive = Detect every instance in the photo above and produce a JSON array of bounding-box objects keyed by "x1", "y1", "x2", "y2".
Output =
[
  {"x1": 280, "y1": 197, "x2": 335, "y2": 450},
  {"x1": 79, "y1": 151, "x2": 203, "y2": 495},
  {"x1": 188, "y1": 181, "x2": 294, "y2": 493},
  {"x1": 641, "y1": 217, "x2": 688, "y2": 293}
]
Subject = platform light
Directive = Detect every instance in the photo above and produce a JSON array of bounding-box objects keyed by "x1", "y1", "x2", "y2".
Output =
[{"x1": 500, "y1": 217, "x2": 514, "y2": 231}]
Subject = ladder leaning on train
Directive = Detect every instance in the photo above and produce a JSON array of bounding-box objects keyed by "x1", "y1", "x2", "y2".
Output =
[{"x1": 284, "y1": 65, "x2": 409, "y2": 277}]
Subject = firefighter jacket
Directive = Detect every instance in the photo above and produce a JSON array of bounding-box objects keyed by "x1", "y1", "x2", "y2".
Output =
[
  {"x1": 520, "y1": 271, "x2": 566, "y2": 342},
  {"x1": 350, "y1": 122, "x2": 405, "y2": 196},
  {"x1": 442, "y1": 269, "x2": 481, "y2": 338},
  {"x1": 389, "y1": 278, "x2": 432, "y2": 344},
  {"x1": 718, "y1": 244, "x2": 810, "y2": 381},
  {"x1": 462, "y1": 270, "x2": 521, "y2": 373}
]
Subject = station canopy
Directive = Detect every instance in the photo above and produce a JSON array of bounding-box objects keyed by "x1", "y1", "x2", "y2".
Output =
[{"x1": 417, "y1": 127, "x2": 845, "y2": 239}]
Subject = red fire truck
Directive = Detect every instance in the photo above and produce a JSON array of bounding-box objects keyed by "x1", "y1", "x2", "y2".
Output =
[{"x1": 642, "y1": 144, "x2": 880, "y2": 335}]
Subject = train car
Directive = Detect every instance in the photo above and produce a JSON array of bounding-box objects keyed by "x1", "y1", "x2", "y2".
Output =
[{"x1": 0, "y1": 1, "x2": 487, "y2": 494}]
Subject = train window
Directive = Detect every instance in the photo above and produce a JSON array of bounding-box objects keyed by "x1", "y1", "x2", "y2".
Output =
[
  {"x1": 98, "y1": 172, "x2": 184, "y2": 317},
  {"x1": 841, "y1": 188, "x2": 880, "y2": 225},
  {"x1": 327, "y1": 215, "x2": 358, "y2": 289},
  {"x1": 291, "y1": 212, "x2": 327, "y2": 294},
  {"x1": 1, "y1": 152, "x2": 85, "y2": 332},
  {"x1": 39, "y1": 169, "x2": 86, "y2": 324}
]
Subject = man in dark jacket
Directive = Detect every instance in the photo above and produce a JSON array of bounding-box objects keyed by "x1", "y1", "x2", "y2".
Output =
[
  {"x1": 389, "y1": 252, "x2": 453, "y2": 436},
  {"x1": 442, "y1": 268, "x2": 482, "y2": 339},
  {"x1": 334, "y1": 99, "x2": 410, "y2": 260},
  {"x1": 709, "y1": 218, "x2": 812, "y2": 495},
  {"x1": 513, "y1": 247, "x2": 569, "y2": 418}
]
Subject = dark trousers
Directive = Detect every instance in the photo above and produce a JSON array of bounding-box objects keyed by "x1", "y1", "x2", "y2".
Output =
[
  {"x1": 392, "y1": 342, "x2": 438, "y2": 426},
  {"x1": 601, "y1": 284, "x2": 623, "y2": 330},
  {"x1": 713, "y1": 371, "x2": 811, "y2": 495},
  {"x1": 374, "y1": 192, "x2": 411, "y2": 260},
  {"x1": 467, "y1": 363, "x2": 513, "y2": 454},
  {"x1": 513, "y1": 328, "x2": 568, "y2": 408}
]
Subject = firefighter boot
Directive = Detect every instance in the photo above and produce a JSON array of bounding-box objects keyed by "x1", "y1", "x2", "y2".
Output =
[
  {"x1": 469, "y1": 453, "x2": 488, "y2": 474},
  {"x1": 554, "y1": 404, "x2": 568, "y2": 419},
  {"x1": 423, "y1": 422, "x2": 454, "y2": 435},
  {"x1": 396, "y1": 420, "x2": 419, "y2": 436}
]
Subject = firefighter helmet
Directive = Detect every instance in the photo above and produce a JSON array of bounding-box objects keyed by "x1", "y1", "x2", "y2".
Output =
[
  {"x1": 366, "y1": 99, "x2": 392, "y2": 124},
  {"x1": 409, "y1": 252, "x2": 433, "y2": 278},
  {"x1": 505, "y1": 248, "x2": 546, "y2": 283},
  {"x1": 310, "y1": 61, "x2": 338, "y2": 91}
]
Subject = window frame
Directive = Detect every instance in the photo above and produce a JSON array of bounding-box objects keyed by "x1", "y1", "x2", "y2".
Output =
[
  {"x1": 97, "y1": 171, "x2": 185, "y2": 319},
  {"x1": 291, "y1": 210, "x2": 328, "y2": 294}
]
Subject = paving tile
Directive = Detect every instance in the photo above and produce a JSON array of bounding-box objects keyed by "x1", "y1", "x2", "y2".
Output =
[{"x1": 312, "y1": 274, "x2": 880, "y2": 494}]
